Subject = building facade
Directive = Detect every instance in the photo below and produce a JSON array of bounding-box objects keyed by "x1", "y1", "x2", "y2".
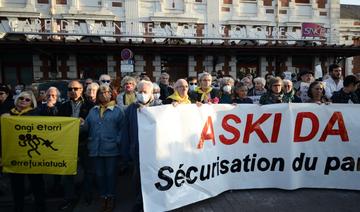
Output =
[{"x1": 0, "y1": 0, "x2": 359, "y2": 86}]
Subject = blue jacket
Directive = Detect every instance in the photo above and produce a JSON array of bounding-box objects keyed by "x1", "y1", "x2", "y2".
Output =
[{"x1": 84, "y1": 104, "x2": 126, "y2": 157}]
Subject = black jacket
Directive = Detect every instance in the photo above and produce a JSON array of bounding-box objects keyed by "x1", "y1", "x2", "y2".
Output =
[{"x1": 331, "y1": 88, "x2": 360, "y2": 104}]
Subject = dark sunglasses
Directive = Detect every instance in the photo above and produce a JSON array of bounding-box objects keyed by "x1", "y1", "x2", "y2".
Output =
[
  {"x1": 68, "y1": 87, "x2": 81, "y2": 91},
  {"x1": 101, "y1": 80, "x2": 111, "y2": 83},
  {"x1": 19, "y1": 96, "x2": 31, "y2": 102},
  {"x1": 189, "y1": 83, "x2": 197, "y2": 85}
]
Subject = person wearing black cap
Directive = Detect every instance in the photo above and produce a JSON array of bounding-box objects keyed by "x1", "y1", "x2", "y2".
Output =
[
  {"x1": 294, "y1": 68, "x2": 315, "y2": 90},
  {"x1": 293, "y1": 68, "x2": 315, "y2": 102},
  {"x1": 331, "y1": 75, "x2": 359, "y2": 104},
  {"x1": 0, "y1": 83, "x2": 14, "y2": 115}
]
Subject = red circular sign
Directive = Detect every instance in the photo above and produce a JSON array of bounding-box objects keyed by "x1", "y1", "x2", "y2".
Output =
[{"x1": 121, "y1": 48, "x2": 133, "y2": 60}]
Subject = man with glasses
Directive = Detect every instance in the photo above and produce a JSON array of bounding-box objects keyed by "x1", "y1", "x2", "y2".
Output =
[
  {"x1": 99, "y1": 74, "x2": 112, "y2": 86},
  {"x1": 158, "y1": 72, "x2": 174, "y2": 101},
  {"x1": 58, "y1": 80, "x2": 93, "y2": 210},
  {"x1": 187, "y1": 76, "x2": 198, "y2": 92}
]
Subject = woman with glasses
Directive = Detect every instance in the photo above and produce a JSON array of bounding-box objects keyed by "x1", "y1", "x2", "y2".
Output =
[
  {"x1": 283, "y1": 79, "x2": 302, "y2": 103},
  {"x1": 5, "y1": 91, "x2": 46, "y2": 212},
  {"x1": 82, "y1": 84, "x2": 126, "y2": 212},
  {"x1": 259, "y1": 77, "x2": 287, "y2": 105},
  {"x1": 163, "y1": 79, "x2": 191, "y2": 106},
  {"x1": 190, "y1": 72, "x2": 220, "y2": 104}
]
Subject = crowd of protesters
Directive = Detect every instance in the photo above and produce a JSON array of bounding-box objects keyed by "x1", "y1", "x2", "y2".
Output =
[{"x1": 0, "y1": 63, "x2": 359, "y2": 212}]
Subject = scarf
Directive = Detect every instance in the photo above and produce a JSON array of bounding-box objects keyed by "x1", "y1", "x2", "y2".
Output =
[
  {"x1": 124, "y1": 92, "x2": 136, "y2": 106},
  {"x1": 10, "y1": 106, "x2": 33, "y2": 116},
  {"x1": 195, "y1": 87, "x2": 212, "y2": 102},
  {"x1": 99, "y1": 100, "x2": 116, "y2": 118},
  {"x1": 167, "y1": 91, "x2": 191, "y2": 104}
]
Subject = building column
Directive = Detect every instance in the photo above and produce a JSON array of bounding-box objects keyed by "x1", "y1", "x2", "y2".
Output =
[
  {"x1": 153, "y1": 55, "x2": 161, "y2": 82},
  {"x1": 229, "y1": 56, "x2": 237, "y2": 79},
  {"x1": 345, "y1": 58, "x2": 353, "y2": 76},
  {"x1": 59, "y1": 55, "x2": 69, "y2": 79},
  {"x1": 67, "y1": 55, "x2": 77, "y2": 79},
  {"x1": 26, "y1": 0, "x2": 35, "y2": 10},
  {"x1": 33, "y1": 55, "x2": 44, "y2": 81},
  {"x1": 134, "y1": 55, "x2": 145, "y2": 75},
  {"x1": 204, "y1": 56, "x2": 214, "y2": 74},
  {"x1": 260, "y1": 57, "x2": 267, "y2": 77},
  {"x1": 188, "y1": 56, "x2": 197, "y2": 77}
]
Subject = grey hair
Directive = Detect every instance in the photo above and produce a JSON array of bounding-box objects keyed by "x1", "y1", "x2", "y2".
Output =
[
  {"x1": 282, "y1": 79, "x2": 293, "y2": 85},
  {"x1": 220, "y1": 77, "x2": 235, "y2": 87},
  {"x1": 86, "y1": 82, "x2": 99, "y2": 93},
  {"x1": 198, "y1": 72, "x2": 212, "y2": 82},
  {"x1": 137, "y1": 80, "x2": 153, "y2": 93},
  {"x1": 121, "y1": 76, "x2": 137, "y2": 87},
  {"x1": 46, "y1": 86, "x2": 61, "y2": 102},
  {"x1": 99, "y1": 74, "x2": 111, "y2": 81},
  {"x1": 152, "y1": 82, "x2": 160, "y2": 91},
  {"x1": 253, "y1": 77, "x2": 266, "y2": 86}
]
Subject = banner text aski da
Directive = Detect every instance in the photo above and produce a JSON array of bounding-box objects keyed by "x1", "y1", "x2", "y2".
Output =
[{"x1": 197, "y1": 111, "x2": 349, "y2": 149}]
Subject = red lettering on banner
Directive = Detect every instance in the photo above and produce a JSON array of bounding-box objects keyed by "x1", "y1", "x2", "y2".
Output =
[
  {"x1": 219, "y1": 114, "x2": 241, "y2": 145},
  {"x1": 243, "y1": 113, "x2": 272, "y2": 143},
  {"x1": 197, "y1": 116, "x2": 215, "y2": 149},
  {"x1": 270, "y1": 113, "x2": 282, "y2": 143},
  {"x1": 319, "y1": 112, "x2": 349, "y2": 142},
  {"x1": 294, "y1": 112, "x2": 319, "y2": 142}
]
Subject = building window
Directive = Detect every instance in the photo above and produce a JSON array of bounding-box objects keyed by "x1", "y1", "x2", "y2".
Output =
[
  {"x1": 195, "y1": 0, "x2": 202, "y2": 2},
  {"x1": 37, "y1": 0, "x2": 49, "y2": 3},
  {"x1": 263, "y1": 0, "x2": 272, "y2": 6},
  {"x1": 1, "y1": 54, "x2": 33, "y2": 87},
  {"x1": 56, "y1": 0, "x2": 67, "y2": 4},
  {"x1": 295, "y1": 0, "x2": 310, "y2": 3},
  {"x1": 292, "y1": 56, "x2": 313, "y2": 72},
  {"x1": 223, "y1": 0, "x2": 232, "y2": 4},
  {"x1": 77, "y1": 55, "x2": 107, "y2": 79},
  {"x1": 112, "y1": 1, "x2": 122, "y2": 7}
]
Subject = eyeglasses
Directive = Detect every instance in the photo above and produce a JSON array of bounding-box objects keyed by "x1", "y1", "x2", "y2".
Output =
[
  {"x1": 19, "y1": 96, "x2": 31, "y2": 102},
  {"x1": 68, "y1": 87, "x2": 81, "y2": 91},
  {"x1": 0, "y1": 92, "x2": 5, "y2": 95},
  {"x1": 101, "y1": 80, "x2": 111, "y2": 83},
  {"x1": 189, "y1": 83, "x2": 197, "y2": 86}
]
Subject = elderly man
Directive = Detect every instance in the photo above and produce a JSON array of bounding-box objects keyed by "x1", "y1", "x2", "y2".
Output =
[
  {"x1": 158, "y1": 72, "x2": 174, "y2": 101},
  {"x1": 37, "y1": 86, "x2": 62, "y2": 116},
  {"x1": 124, "y1": 80, "x2": 160, "y2": 212},
  {"x1": 99, "y1": 74, "x2": 112, "y2": 86},
  {"x1": 58, "y1": 80, "x2": 94, "y2": 210},
  {"x1": 323, "y1": 64, "x2": 343, "y2": 99},
  {"x1": 163, "y1": 79, "x2": 191, "y2": 105}
]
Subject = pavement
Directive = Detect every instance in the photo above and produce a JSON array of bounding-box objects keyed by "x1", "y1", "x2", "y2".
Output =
[{"x1": 1, "y1": 169, "x2": 360, "y2": 212}]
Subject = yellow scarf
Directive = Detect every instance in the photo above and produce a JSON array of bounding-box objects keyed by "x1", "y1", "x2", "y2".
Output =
[
  {"x1": 99, "y1": 101, "x2": 116, "y2": 118},
  {"x1": 124, "y1": 92, "x2": 136, "y2": 106},
  {"x1": 10, "y1": 107, "x2": 33, "y2": 116},
  {"x1": 195, "y1": 87, "x2": 212, "y2": 102},
  {"x1": 167, "y1": 91, "x2": 191, "y2": 104}
]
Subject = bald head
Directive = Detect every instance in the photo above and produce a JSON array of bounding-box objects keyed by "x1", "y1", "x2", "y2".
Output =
[{"x1": 175, "y1": 79, "x2": 189, "y2": 97}]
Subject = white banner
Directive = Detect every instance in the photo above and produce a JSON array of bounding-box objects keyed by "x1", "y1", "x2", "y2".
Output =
[{"x1": 138, "y1": 104, "x2": 360, "y2": 212}]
